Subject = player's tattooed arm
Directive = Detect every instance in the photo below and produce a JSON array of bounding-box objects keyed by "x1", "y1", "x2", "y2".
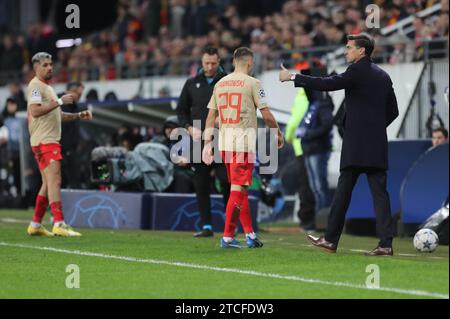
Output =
[{"x1": 61, "y1": 110, "x2": 92, "y2": 122}]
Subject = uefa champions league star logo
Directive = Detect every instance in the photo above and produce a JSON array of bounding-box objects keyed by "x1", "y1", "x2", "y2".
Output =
[
  {"x1": 171, "y1": 199, "x2": 225, "y2": 231},
  {"x1": 68, "y1": 195, "x2": 127, "y2": 229}
]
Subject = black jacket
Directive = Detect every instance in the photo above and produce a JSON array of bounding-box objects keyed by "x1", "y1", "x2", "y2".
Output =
[
  {"x1": 294, "y1": 56, "x2": 399, "y2": 170},
  {"x1": 300, "y1": 91, "x2": 334, "y2": 155},
  {"x1": 58, "y1": 92, "x2": 80, "y2": 155},
  {"x1": 176, "y1": 68, "x2": 227, "y2": 131}
]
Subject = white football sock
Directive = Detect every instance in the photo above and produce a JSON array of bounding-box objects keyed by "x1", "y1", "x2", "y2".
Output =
[
  {"x1": 223, "y1": 237, "x2": 233, "y2": 242},
  {"x1": 30, "y1": 222, "x2": 41, "y2": 228},
  {"x1": 246, "y1": 232, "x2": 256, "y2": 239}
]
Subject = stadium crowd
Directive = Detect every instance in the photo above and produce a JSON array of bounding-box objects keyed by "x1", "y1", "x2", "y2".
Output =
[{"x1": 0, "y1": 0, "x2": 448, "y2": 84}]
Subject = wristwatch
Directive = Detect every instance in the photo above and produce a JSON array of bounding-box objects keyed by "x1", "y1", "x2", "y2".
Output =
[
  {"x1": 57, "y1": 98, "x2": 64, "y2": 106},
  {"x1": 290, "y1": 74, "x2": 296, "y2": 81}
]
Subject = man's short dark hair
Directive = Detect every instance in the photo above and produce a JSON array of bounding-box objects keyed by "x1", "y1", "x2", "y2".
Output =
[
  {"x1": 432, "y1": 127, "x2": 449, "y2": 139},
  {"x1": 202, "y1": 47, "x2": 219, "y2": 57},
  {"x1": 347, "y1": 33, "x2": 375, "y2": 57},
  {"x1": 66, "y1": 81, "x2": 84, "y2": 91},
  {"x1": 6, "y1": 97, "x2": 17, "y2": 105},
  {"x1": 233, "y1": 47, "x2": 254, "y2": 61}
]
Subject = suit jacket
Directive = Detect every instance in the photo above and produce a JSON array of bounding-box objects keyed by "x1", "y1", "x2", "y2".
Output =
[{"x1": 293, "y1": 56, "x2": 399, "y2": 170}]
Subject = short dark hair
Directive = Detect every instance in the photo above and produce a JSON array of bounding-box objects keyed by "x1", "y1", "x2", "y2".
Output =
[
  {"x1": 202, "y1": 47, "x2": 219, "y2": 57},
  {"x1": 347, "y1": 33, "x2": 375, "y2": 57},
  {"x1": 233, "y1": 47, "x2": 253, "y2": 61},
  {"x1": 6, "y1": 97, "x2": 17, "y2": 105},
  {"x1": 66, "y1": 81, "x2": 84, "y2": 91},
  {"x1": 432, "y1": 127, "x2": 449, "y2": 139}
]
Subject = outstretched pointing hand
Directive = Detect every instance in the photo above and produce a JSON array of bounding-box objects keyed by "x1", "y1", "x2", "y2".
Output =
[{"x1": 279, "y1": 63, "x2": 292, "y2": 82}]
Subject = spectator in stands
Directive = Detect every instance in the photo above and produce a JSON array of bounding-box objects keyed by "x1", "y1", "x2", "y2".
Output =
[
  {"x1": 389, "y1": 33, "x2": 415, "y2": 64},
  {"x1": 59, "y1": 82, "x2": 85, "y2": 189},
  {"x1": 1, "y1": 98, "x2": 21, "y2": 196},
  {"x1": 85, "y1": 89, "x2": 99, "y2": 102},
  {"x1": 0, "y1": 0, "x2": 447, "y2": 83},
  {"x1": 0, "y1": 34, "x2": 23, "y2": 72},
  {"x1": 432, "y1": 127, "x2": 449, "y2": 147},
  {"x1": 170, "y1": 0, "x2": 188, "y2": 38},
  {"x1": 7, "y1": 81, "x2": 27, "y2": 111},
  {"x1": 412, "y1": 15, "x2": 433, "y2": 60}
]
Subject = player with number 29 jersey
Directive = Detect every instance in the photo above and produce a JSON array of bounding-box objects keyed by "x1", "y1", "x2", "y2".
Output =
[{"x1": 207, "y1": 73, "x2": 268, "y2": 154}]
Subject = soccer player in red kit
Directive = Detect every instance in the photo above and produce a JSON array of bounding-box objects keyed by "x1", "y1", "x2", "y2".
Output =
[
  {"x1": 26, "y1": 52, "x2": 92, "y2": 237},
  {"x1": 203, "y1": 47, "x2": 284, "y2": 248}
]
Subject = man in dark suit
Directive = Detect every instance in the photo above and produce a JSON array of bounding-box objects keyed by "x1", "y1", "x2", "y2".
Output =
[{"x1": 280, "y1": 33, "x2": 399, "y2": 256}]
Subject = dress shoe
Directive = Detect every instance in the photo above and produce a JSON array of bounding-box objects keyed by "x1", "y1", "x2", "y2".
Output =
[
  {"x1": 193, "y1": 229, "x2": 214, "y2": 237},
  {"x1": 306, "y1": 235, "x2": 337, "y2": 253},
  {"x1": 365, "y1": 246, "x2": 393, "y2": 256}
]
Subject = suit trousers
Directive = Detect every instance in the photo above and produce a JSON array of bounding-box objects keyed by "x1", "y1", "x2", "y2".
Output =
[{"x1": 325, "y1": 167, "x2": 395, "y2": 248}]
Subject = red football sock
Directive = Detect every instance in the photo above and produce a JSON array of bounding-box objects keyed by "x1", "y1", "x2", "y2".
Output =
[
  {"x1": 32, "y1": 195, "x2": 48, "y2": 224},
  {"x1": 50, "y1": 201, "x2": 65, "y2": 223},
  {"x1": 224, "y1": 190, "x2": 244, "y2": 237},
  {"x1": 239, "y1": 191, "x2": 254, "y2": 234}
]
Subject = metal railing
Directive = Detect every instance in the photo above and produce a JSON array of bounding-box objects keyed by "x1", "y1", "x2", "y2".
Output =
[
  {"x1": 1, "y1": 37, "x2": 447, "y2": 86},
  {"x1": 398, "y1": 59, "x2": 449, "y2": 139}
]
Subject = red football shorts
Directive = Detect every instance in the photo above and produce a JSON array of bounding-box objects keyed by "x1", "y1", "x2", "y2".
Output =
[
  {"x1": 32, "y1": 143, "x2": 63, "y2": 171},
  {"x1": 221, "y1": 151, "x2": 255, "y2": 186}
]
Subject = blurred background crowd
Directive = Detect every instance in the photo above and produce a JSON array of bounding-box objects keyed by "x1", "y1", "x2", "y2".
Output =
[{"x1": 0, "y1": 0, "x2": 448, "y2": 84}]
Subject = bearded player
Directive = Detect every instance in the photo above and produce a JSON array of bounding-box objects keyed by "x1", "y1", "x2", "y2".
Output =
[
  {"x1": 26, "y1": 52, "x2": 92, "y2": 237},
  {"x1": 203, "y1": 47, "x2": 284, "y2": 248}
]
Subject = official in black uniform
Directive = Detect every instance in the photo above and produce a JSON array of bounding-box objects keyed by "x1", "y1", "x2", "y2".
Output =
[
  {"x1": 176, "y1": 47, "x2": 230, "y2": 237},
  {"x1": 59, "y1": 81, "x2": 85, "y2": 189}
]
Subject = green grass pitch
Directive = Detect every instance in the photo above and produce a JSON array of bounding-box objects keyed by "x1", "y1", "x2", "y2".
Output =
[{"x1": 0, "y1": 209, "x2": 448, "y2": 299}]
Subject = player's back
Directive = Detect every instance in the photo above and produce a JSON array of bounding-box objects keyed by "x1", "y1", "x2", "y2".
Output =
[
  {"x1": 214, "y1": 72, "x2": 263, "y2": 131},
  {"x1": 210, "y1": 72, "x2": 268, "y2": 153}
]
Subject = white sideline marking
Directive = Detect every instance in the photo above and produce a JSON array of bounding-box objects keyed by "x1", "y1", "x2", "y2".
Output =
[
  {"x1": 0, "y1": 218, "x2": 29, "y2": 224},
  {"x1": 0, "y1": 242, "x2": 448, "y2": 299}
]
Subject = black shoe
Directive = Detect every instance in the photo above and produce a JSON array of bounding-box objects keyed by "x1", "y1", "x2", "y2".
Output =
[{"x1": 193, "y1": 229, "x2": 214, "y2": 237}]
